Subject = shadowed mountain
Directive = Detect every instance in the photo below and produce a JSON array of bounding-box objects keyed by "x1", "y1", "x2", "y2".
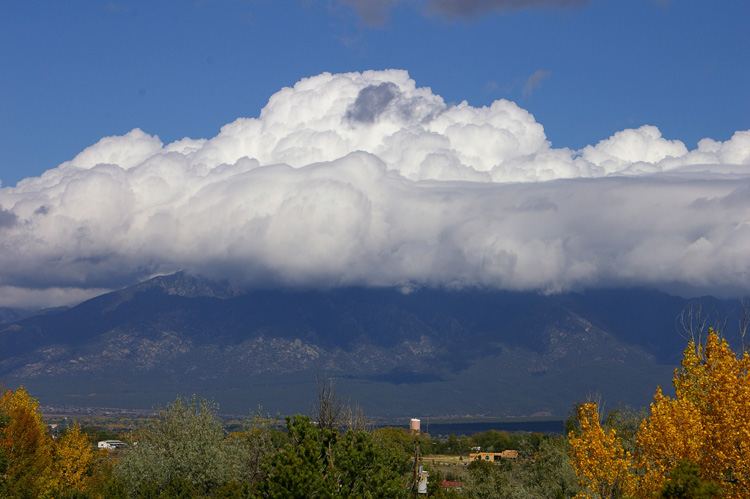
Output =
[
  {"x1": 0, "y1": 306, "x2": 69, "y2": 326},
  {"x1": 0, "y1": 307, "x2": 29, "y2": 325},
  {"x1": 0, "y1": 272, "x2": 743, "y2": 418}
]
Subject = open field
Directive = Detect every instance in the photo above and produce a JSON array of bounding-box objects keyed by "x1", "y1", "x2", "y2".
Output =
[{"x1": 421, "y1": 454, "x2": 472, "y2": 481}]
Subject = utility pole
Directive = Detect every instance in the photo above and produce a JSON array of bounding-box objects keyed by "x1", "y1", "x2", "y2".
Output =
[{"x1": 412, "y1": 442, "x2": 420, "y2": 498}]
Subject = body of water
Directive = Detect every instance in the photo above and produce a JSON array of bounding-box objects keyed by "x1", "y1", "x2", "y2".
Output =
[{"x1": 405, "y1": 420, "x2": 565, "y2": 436}]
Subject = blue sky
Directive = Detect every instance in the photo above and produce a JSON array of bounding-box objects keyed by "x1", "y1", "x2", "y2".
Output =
[
  {"x1": 2, "y1": 0, "x2": 747, "y2": 187},
  {"x1": 0, "y1": 1, "x2": 748, "y2": 308}
]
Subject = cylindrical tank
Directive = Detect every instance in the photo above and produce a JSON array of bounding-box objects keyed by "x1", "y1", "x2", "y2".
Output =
[{"x1": 410, "y1": 418, "x2": 421, "y2": 434}]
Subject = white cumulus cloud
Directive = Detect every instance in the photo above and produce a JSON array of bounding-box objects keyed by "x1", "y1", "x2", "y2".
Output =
[{"x1": 1, "y1": 70, "x2": 749, "y2": 307}]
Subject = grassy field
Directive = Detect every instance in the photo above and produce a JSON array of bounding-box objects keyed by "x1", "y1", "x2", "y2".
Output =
[{"x1": 421, "y1": 454, "x2": 472, "y2": 481}]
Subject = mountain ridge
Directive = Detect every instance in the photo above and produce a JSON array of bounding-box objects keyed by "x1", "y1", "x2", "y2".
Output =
[{"x1": 0, "y1": 273, "x2": 742, "y2": 418}]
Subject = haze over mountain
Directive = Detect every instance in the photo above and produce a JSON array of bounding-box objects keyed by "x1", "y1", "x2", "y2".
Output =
[{"x1": 0, "y1": 272, "x2": 744, "y2": 418}]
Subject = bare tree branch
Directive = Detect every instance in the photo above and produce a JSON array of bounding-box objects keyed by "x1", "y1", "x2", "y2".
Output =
[
  {"x1": 739, "y1": 296, "x2": 749, "y2": 354},
  {"x1": 312, "y1": 373, "x2": 346, "y2": 431},
  {"x1": 347, "y1": 402, "x2": 373, "y2": 433}
]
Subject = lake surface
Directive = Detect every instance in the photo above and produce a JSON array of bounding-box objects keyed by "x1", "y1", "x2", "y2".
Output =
[{"x1": 403, "y1": 420, "x2": 566, "y2": 436}]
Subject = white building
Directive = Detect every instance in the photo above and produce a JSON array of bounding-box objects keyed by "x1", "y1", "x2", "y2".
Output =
[{"x1": 98, "y1": 440, "x2": 127, "y2": 450}]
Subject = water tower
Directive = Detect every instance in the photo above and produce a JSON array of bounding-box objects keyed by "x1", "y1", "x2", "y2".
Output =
[{"x1": 410, "y1": 418, "x2": 421, "y2": 434}]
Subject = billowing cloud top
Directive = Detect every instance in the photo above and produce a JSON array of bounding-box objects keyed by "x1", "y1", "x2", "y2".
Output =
[{"x1": 1, "y1": 70, "x2": 749, "y2": 307}]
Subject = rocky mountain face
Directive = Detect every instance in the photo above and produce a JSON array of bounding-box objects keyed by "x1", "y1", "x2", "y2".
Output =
[{"x1": 0, "y1": 273, "x2": 741, "y2": 418}]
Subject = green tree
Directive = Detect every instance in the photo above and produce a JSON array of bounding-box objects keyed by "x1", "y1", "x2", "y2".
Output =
[
  {"x1": 659, "y1": 459, "x2": 722, "y2": 499},
  {"x1": 332, "y1": 427, "x2": 409, "y2": 497},
  {"x1": 116, "y1": 396, "x2": 242, "y2": 497},
  {"x1": 463, "y1": 459, "x2": 512, "y2": 499},
  {"x1": 228, "y1": 408, "x2": 281, "y2": 485},
  {"x1": 421, "y1": 466, "x2": 463, "y2": 499},
  {"x1": 523, "y1": 436, "x2": 579, "y2": 499},
  {"x1": 258, "y1": 415, "x2": 409, "y2": 498},
  {"x1": 471, "y1": 430, "x2": 519, "y2": 454},
  {"x1": 373, "y1": 426, "x2": 425, "y2": 454},
  {"x1": 430, "y1": 433, "x2": 473, "y2": 456},
  {"x1": 258, "y1": 415, "x2": 338, "y2": 498}
]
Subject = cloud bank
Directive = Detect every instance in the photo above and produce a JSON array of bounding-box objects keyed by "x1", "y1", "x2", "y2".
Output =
[
  {"x1": 1, "y1": 70, "x2": 749, "y2": 307},
  {"x1": 337, "y1": 0, "x2": 591, "y2": 24}
]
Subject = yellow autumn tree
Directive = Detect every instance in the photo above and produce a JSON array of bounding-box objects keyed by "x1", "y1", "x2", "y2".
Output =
[
  {"x1": 54, "y1": 422, "x2": 97, "y2": 493},
  {"x1": 636, "y1": 329, "x2": 750, "y2": 498},
  {"x1": 568, "y1": 402, "x2": 636, "y2": 499},
  {"x1": 570, "y1": 328, "x2": 750, "y2": 499},
  {"x1": 0, "y1": 386, "x2": 56, "y2": 499}
]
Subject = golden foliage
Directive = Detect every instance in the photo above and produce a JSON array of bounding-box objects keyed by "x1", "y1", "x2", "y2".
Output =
[
  {"x1": 570, "y1": 329, "x2": 750, "y2": 499},
  {"x1": 637, "y1": 330, "x2": 750, "y2": 498},
  {"x1": 0, "y1": 386, "x2": 109, "y2": 498},
  {"x1": 0, "y1": 386, "x2": 56, "y2": 498},
  {"x1": 568, "y1": 402, "x2": 636, "y2": 499},
  {"x1": 55, "y1": 422, "x2": 97, "y2": 493}
]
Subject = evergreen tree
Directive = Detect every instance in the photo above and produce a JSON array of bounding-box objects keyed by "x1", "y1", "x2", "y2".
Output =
[
  {"x1": 258, "y1": 415, "x2": 408, "y2": 498},
  {"x1": 659, "y1": 459, "x2": 722, "y2": 499}
]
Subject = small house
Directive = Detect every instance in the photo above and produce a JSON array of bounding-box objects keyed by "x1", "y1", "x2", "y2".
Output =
[{"x1": 98, "y1": 440, "x2": 127, "y2": 450}]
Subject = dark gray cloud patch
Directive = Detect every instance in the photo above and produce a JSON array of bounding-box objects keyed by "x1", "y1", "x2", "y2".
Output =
[
  {"x1": 515, "y1": 195, "x2": 558, "y2": 212},
  {"x1": 428, "y1": 0, "x2": 591, "y2": 18},
  {"x1": 719, "y1": 184, "x2": 750, "y2": 209},
  {"x1": 338, "y1": 0, "x2": 399, "y2": 25},
  {"x1": 345, "y1": 82, "x2": 399, "y2": 123},
  {"x1": 332, "y1": 0, "x2": 591, "y2": 24},
  {"x1": 0, "y1": 206, "x2": 18, "y2": 228},
  {"x1": 523, "y1": 70, "x2": 551, "y2": 97},
  {"x1": 689, "y1": 182, "x2": 750, "y2": 210}
]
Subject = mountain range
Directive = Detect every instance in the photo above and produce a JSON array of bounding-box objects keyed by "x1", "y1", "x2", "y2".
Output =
[{"x1": 0, "y1": 272, "x2": 743, "y2": 419}]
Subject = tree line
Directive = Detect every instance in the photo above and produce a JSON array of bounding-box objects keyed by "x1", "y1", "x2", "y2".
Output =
[
  {"x1": 0, "y1": 383, "x2": 578, "y2": 498},
  {"x1": 1, "y1": 325, "x2": 748, "y2": 498}
]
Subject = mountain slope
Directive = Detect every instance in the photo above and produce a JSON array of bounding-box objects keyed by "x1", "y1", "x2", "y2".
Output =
[{"x1": 0, "y1": 273, "x2": 740, "y2": 417}]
